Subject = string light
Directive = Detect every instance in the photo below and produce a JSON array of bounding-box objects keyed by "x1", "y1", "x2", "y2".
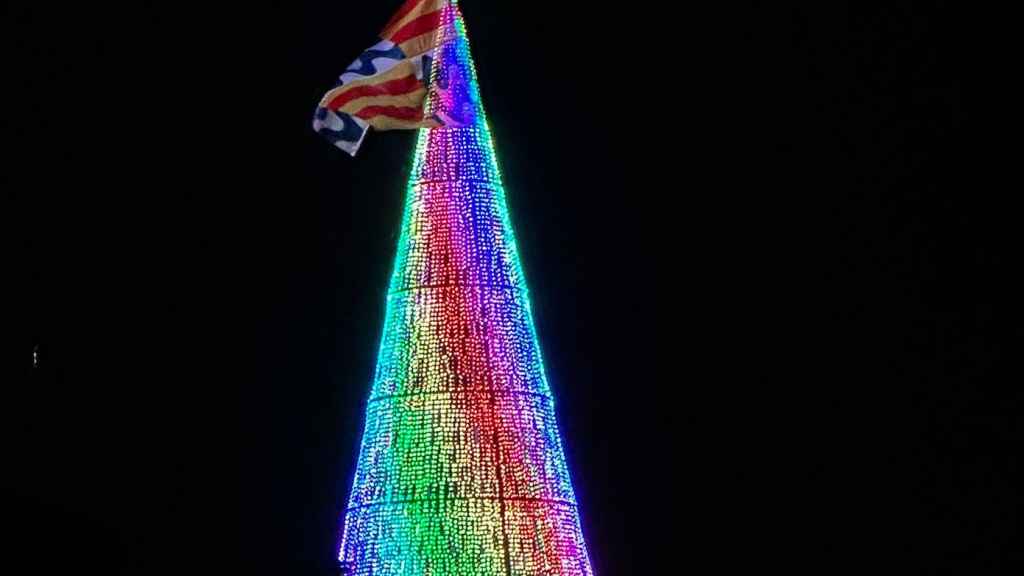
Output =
[{"x1": 339, "y1": 3, "x2": 593, "y2": 574}]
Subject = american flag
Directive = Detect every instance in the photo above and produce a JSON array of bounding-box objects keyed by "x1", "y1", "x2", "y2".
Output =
[{"x1": 313, "y1": 0, "x2": 471, "y2": 156}]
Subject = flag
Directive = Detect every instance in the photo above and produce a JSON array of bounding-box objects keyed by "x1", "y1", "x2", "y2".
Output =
[{"x1": 313, "y1": 0, "x2": 475, "y2": 156}]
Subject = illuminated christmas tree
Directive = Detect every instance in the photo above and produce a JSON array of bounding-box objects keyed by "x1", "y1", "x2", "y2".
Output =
[{"x1": 338, "y1": 3, "x2": 594, "y2": 574}]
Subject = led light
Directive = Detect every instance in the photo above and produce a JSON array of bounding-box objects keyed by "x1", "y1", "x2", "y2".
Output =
[{"x1": 339, "y1": 3, "x2": 593, "y2": 574}]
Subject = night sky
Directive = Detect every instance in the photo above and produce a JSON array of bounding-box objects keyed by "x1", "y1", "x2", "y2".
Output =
[{"x1": 12, "y1": 1, "x2": 1007, "y2": 574}]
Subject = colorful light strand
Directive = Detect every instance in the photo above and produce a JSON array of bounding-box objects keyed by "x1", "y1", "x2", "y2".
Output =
[{"x1": 339, "y1": 3, "x2": 594, "y2": 574}]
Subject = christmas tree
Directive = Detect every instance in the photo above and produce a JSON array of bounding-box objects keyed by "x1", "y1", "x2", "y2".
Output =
[{"x1": 339, "y1": 3, "x2": 594, "y2": 574}]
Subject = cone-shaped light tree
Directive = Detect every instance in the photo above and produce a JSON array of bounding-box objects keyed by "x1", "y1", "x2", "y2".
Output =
[{"x1": 339, "y1": 3, "x2": 594, "y2": 574}]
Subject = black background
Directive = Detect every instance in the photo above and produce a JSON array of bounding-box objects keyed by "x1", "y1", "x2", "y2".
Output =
[{"x1": 11, "y1": 1, "x2": 1009, "y2": 574}]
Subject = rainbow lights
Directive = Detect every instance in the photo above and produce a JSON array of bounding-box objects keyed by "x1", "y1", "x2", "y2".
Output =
[{"x1": 339, "y1": 3, "x2": 594, "y2": 574}]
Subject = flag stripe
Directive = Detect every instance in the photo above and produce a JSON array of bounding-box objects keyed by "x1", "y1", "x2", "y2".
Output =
[
  {"x1": 339, "y1": 88, "x2": 428, "y2": 115},
  {"x1": 328, "y1": 74, "x2": 423, "y2": 110},
  {"x1": 390, "y1": 11, "x2": 443, "y2": 46},
  {"x1": 381, "y1": 0, "x2": 426, "y2": 38},
  {"x1": 398, "y1": 32, "x2": 438, "y2": 60},
  {"x1": 367, "y1": 115, "x2": 440, "y2": 131},
  {"x1": 355, "y1": 105, "x2": 425, "y2": 122},
  {"x1": 381, "y1": 0, "x2": 445, "y2": 40},
  {"x1": 323, "y1": 57, "x2": 427, "y2": 107}
]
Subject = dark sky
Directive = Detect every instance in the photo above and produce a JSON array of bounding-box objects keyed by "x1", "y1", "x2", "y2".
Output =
[{"x1": 11, "y1": 1, "x2": 1007, "y2": 574}]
